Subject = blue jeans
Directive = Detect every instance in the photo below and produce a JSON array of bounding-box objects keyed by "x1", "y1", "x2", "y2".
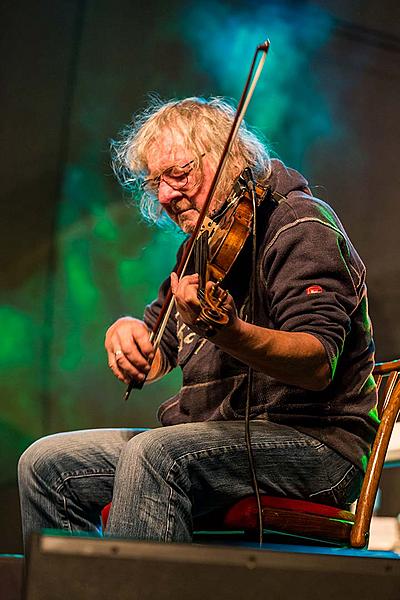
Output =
[{"x1": 18, "y1": 421, "x2": 363, "y2": 546}]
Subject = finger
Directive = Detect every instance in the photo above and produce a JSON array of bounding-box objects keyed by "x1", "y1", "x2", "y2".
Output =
[
  {"x1": 170, "y1": 272, "x2": 178, "y2": 294},
  {"x1": 107, "y1": 327, "x2": 152, "y2": 379},
  {"x1": 114, "y1": 341, "x2": 152, "y2": 379},
  {"x1": 110, "y1": 348, "x2": 149, "y2": 383},
  {"x1": 176, "y1": 273, "x2": 199, "y2": 297},
  {"x1": 182, "y1": 273, "x2": 199, "y2": 284},
  {"x1": 111, "y1": 323, "x2": 154, "y2": 364},
  {"x1": 177, "y1": 285, "x2": 201, "y2": 309},
  {"x1": 105, "y1": 318, "x2": 153, "y2": 358},
  {"x1": 107, "y1": 350, "x2": 131, "y2": 384},
  {"x1": 171, "y1": 272, "x2": 199, "y2": 296},
  {"x1": 128, "y1": 326, "x2": 154, "y2": 361}
]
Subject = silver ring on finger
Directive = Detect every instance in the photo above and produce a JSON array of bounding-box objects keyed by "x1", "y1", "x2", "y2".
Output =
[{"x1": 114, "y1": 349, "x2": 124, "y2": 358}]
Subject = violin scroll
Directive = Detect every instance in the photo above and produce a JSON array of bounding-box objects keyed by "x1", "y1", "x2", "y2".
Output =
[{"x1": 195, "y1": 282, "x2": 230, "y2": 338}]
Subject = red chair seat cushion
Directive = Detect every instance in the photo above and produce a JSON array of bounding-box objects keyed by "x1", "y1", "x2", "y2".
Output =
[
  {"x1": 101, "y1": 495, "x2": 355, "y2": 540},
  {"x1": 101, "y1": 502, "x2": 112, "y2": 529},
  {"x1": 224, "y1": 495, "x2": 355, "y2": 530}
]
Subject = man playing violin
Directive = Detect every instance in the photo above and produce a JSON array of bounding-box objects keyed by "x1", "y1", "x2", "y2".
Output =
[{"x1": 19, "y1": 97, "x2": 377, "y2": 545}]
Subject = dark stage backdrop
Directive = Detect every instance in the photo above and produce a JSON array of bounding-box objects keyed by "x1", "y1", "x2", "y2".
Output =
[{"x1": 1, "y1": 0, "x2": 399, "y2": 550}]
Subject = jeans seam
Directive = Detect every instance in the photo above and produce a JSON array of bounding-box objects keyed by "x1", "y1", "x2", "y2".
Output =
[
  {"x1": 167, "y1": 439, "x2": 323, "y2": 464},
  {"x1": 62, "y1": 495, "x2": 71, "y2": 532},
  {"x1": 309, "y1": 464, "x2": 354, "y2": 501},
  {"x1": 164, "y1": 478, "x2": 175, "y2": 542},
  {"x1": 54, "y1": 471, "x2": 115, "y2": 494},
  {"x1": 55, "y1": 472, "x2": 115, "y2": 534}
]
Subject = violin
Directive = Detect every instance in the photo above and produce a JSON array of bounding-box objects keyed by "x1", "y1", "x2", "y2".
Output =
[
  {"x1": 124, "y1": 40, "x2": 270, "y2": 401},
  {"x1": 193, "y1": 168, "x2": 271, "y2": 338}
]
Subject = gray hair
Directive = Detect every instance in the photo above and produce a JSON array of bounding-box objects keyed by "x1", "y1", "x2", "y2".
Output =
[{"x1": 111, "y1": 96, "x2": 271, "y2": 227}]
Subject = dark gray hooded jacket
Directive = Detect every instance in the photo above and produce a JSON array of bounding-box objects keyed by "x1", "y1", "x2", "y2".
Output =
[{"x1": 144, "y1": 159, "x2": 377, "y2": 472}]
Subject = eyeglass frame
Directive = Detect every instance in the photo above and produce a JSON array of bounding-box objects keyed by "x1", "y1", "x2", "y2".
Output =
[{"x1": 141, "y1": 153, "x2": 206, "y2": 194}]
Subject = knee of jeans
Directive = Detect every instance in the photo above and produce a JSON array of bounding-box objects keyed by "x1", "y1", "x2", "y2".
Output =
[
  {"x1": 124, "y1": 428, "x2": 180, "y2": 473},
  {"x1": 18, "y1": 435, "x2": 63, "y2": 487}
]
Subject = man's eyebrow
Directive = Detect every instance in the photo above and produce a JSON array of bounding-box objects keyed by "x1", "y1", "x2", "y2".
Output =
[{"x1": 146, "y1": 158, "x2": 193, "y2": 180}]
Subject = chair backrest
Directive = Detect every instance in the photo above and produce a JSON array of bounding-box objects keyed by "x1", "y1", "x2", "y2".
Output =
[{"x1": 350, "y1": 358, "x2": 400, "y2": 548}]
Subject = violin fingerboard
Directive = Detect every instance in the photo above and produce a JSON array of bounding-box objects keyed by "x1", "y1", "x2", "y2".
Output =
[{"x1": 194, "y1": 230, "x2": 209, "y2": 301}]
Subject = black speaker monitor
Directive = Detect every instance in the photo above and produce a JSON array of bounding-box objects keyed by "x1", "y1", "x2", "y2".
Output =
[{"x1": 25, "y1": 533, "x2": 400, "y2": 600}]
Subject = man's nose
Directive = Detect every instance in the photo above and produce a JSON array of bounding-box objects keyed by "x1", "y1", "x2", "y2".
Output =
[{"x1": 158, "y1": 179, "x2": 182, "y2": 206}]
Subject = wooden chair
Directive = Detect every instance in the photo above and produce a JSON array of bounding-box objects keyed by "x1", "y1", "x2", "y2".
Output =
[
  {"x1": 384, "y1": 421, "x2": 400, "y2": 468},
  {"x1": 102, "y1": 359, "x2": 400, "y2": 549},
  {"x1": 192, "y1": 358, "x2": 400, "y2": 549}
]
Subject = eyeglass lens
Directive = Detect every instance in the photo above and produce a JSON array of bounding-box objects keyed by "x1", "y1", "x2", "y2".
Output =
[{"x1": 143, "y1": 159, "x2": 197, "y2": 193}]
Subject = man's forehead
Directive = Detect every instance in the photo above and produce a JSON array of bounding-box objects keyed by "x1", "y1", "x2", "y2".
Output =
[{"x1": 146, "y1": 130, "x2": 191, "y2": 172}]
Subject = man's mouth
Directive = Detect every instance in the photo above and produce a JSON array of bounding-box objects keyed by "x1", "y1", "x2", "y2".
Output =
[{"x1": 175, "y1": 206, "x2": 197, "y2": 217}]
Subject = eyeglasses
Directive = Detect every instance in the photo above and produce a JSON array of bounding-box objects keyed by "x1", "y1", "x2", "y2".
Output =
[{"x1": 141, "y1": 154, "x2": 206, "y2": 194}]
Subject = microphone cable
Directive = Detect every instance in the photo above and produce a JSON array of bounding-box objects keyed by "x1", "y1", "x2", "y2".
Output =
[{"x1": 244, "y1": 171, "x2": 264, "y2": 547}]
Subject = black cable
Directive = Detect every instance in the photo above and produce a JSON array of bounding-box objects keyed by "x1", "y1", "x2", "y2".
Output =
[{"x1": 244, "y1": 175, "x2": 264, "y2": 547}]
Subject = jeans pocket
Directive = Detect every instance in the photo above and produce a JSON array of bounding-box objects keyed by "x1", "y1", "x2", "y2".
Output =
[
  {"x1": 310, "y1": 447, "x2": 364, "y2": 507},
  {"x1": 329, "y1": 464, "x2": 364, "y2": 506}
]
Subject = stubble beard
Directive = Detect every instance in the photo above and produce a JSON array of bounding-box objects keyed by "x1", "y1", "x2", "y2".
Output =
[{"x1": 177, "y1": 208, "x2": 199, "y2": 234}]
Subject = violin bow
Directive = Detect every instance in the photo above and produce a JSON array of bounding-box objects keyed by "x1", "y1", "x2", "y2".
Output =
[{"x1": 124, "y1": 40, "x2": 270, "y2": 401}]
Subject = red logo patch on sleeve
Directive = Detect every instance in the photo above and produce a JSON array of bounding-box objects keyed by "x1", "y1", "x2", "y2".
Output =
[{"x1": 306, "y1": 285, "x2": 323, "y2": 295}]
